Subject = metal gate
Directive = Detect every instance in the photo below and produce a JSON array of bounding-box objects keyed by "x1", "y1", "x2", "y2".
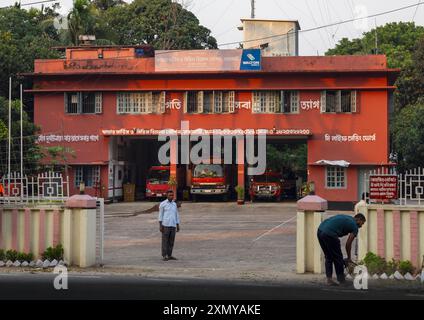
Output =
[{"x1": 363, "y1": 167, "x2": 424, "y2": 206}]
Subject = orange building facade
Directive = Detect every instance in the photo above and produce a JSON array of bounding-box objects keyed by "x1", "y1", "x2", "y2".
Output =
[{"x1": 28, "y1": 46, "x2": 398, "y2": 208}]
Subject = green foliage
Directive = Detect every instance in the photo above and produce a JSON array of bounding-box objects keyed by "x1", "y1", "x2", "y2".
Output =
[
  {"x1": 266, "y1": 144, "x2": 307, "y2": 174},
  {"x1": 5, "y1": 249, "x2": 18, "y2": 262},
  {"x1": 92, "y1": 0, "x2": 125, "y2": 11},
  {"x1": 0, "y1": 120, "x2": 7, "y2": 140},
  {"x1": 326, "y1": 22, "x2": 424, "y2": 69},
  {"x1": 42, "y1": 244, "x2": 64, "y2": 261},
  {"x1": 0, "y1": 6, "x2": 61, "y2": 97},
  {"x1": 167, "y1": 176, "x2": 177, "y2": 186},
  {"x1": 101, "y1": 0, "x2": 217, "y2": 49},
  {"x1": 385, "y1": 259, "x2": 399, "y2": 275},
  {"x1": 235, "y1": 185, "x2": 244, "y2": 199},
  {"x1": 2, "y1": 249, "x2": 34, "y2": 262},
  {"x1": 301, "y1": 181, "x2": 315, "y2": 197},
  {"x1": 65, "y1": 0, "x2": 105, "y2": 45},
  {"x1": 0, "y1": 6, "x2": 58, "y2": 173},
  {"x1": 361, "y1": 252, "x2": 415, "y2": 275},
  {"x1": 16, "y1": 252, "x2": 34, "y2": 262},
  {"x1": 43, "y1": 146, "x2": 76, "y2": 174},
  {"x1": 395, "y1": 37, "x2": 424, "y2": 110},
  {"x1": 398, "y1": 260, "x2": 415, "y2": 275},
  {"x1": 391, "y1": 102, "x2": 424, "y2": 170},
  {"x1": 0, "y1": 97, "x2": 42, "y2": 173},
  {"x1": 363, "y1": 252, "x2": 387, "y2": 275}
]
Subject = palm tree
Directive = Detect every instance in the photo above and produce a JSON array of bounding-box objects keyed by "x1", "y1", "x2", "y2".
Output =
[
  {"x1": 92, "y1": 0, "x2": 125, "y2": 11},
  {"x1": 67, "y1": 0, "x2": 97, "y2": 45}
]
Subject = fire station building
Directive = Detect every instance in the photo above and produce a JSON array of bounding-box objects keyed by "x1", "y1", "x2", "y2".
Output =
[{"x1": 27, "y1": 43, "x2": 398, "y2": 208}]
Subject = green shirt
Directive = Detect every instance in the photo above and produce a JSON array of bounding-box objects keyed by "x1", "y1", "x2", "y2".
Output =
[{"x1": 318, "y1": 214, "x2": 358, "y2": 238}]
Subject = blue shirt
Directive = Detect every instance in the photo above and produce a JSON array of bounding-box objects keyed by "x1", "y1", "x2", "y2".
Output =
[
  {"x1": 318, "y1": 214, "x2": 358, "y2": 238},
  {"x1": 158, "y1": 200, "x2": 180, "y2": 227}
]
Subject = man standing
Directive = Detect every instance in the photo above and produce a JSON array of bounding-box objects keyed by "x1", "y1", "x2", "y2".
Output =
[
  {"x1": 159, "y1": 190, "x2": 180, "y2": 261},
  {"x1": 317, "y1": 214, "x2": 366, "y2": 285}
]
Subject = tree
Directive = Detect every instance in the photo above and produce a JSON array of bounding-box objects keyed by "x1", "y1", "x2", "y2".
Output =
[
  {"x1": 92, "y1": 0, "x2": 125, "y2": 11},
  {"x1": 43, "y1": 146, "x2": 76, "y2": 175},
  {"x1": 102, "y1": 0, "x2": 217, "y2": 49},
  {"x1": 0, "y1": 6, "x2": 61, "y2": 98},
  {"x1": 391, "y1": 101, "x2": 424, "y2": 170},
  {"x1": 394, "y1": 36, "x2": 424, "y2": 110},
  {"x1": 0, "y1": 121, "x2": 7, "y2": 141},
  {"x1": 66, "y1": 0, "x2": 101, "y2": 45},
  {"x1": 0, "y1": 97, "x2": 42, "y2": 174},
  {"x1": 266, "y1": 144, "x2": 307, "y2": 174},
  {"x1": 0, "y1": 6, "x2": 62, "y2": 174},
  {"x1": 326, "y1": 22, "x2": 424, "y2": 69}
]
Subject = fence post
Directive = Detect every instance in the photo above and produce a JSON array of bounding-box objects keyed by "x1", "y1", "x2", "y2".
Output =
[
  {"x1": 65, "y1": 194, "x2": 97, "y2": 267},
  {"x1": 296, "y1": 195, "x2": 328, "y2": 274},
  {"x1": 355, "y1": 200, "x2": 368, "y2": 260}
]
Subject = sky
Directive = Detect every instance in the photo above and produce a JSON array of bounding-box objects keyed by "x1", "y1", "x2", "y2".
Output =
[{"x1": 2, "y1": 0, "x2": 424, "y2": 55}]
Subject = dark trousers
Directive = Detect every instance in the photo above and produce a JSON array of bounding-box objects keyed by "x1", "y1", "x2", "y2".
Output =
[
  {"x1": 317, "y1": 229, "x2": 345, "y2": 282},
  {"x1": 162, "y1": 226, "x2": 176, "y2": 258}
]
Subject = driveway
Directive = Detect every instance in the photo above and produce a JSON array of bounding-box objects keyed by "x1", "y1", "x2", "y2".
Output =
[{"x1": 103, "y1": 201, "x2": 301, "y2": 280}]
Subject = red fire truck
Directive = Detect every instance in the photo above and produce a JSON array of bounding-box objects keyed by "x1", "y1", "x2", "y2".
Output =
[
  {"x1": 145, "y1": 166, "x2": 170, "y2": 200},
  {"x1": 190, "y1": 164, "x2": 230, "y2": 201},
  {"x1": 249, "y1": 171, "x2": 283, "y2": 202}
]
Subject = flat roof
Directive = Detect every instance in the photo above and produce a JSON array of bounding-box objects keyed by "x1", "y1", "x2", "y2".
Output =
[
  {"x1": 26, "y1": 54, "x2": 397, "y2": 76},
  {"x1": 240, "y1": 18, "x2": 301, "y2": 30},
  {"x1": 52, "y1": 44, "x2": 153, "y2": 51}
]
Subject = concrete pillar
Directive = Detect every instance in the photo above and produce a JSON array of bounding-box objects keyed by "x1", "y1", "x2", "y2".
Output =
[
  {"x1": 170, "y1": 137, "x2": 178, "y2": 198},
  {"x1": 296, "y1": 195, "x2": 327, "y2": 274},
  {"x1": 236, "y1": 138, "x2": 245, "y2": 197},
  {"x1": 65, "y1": 194, "x2": 97, "y2": 267},
  {"x1": 62, "y1": 209, "x2": 72, "y2": 264},
  {"x1": 355, "y1": 200, "x2": 368, "y2": 260}
]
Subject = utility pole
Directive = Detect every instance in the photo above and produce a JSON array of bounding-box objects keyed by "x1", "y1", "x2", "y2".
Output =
[
  {"x1": 20, "y1": 84, "x2": 23, "y2": 185},
  {"x1": 374, "y1": 19, "x2": 378, "y2": 54},
  {"x1": 8, "y1": 77, "x2": 11, "y2": 182},
  {"x1": 251, "y1": 0, "x2": 255, "y2": 18}
]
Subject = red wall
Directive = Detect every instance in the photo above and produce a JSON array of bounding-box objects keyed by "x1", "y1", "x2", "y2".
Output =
[
  {"x1": 309, "y1": 166, "x2": 358, "y2": 202},
  {"x1": 34, "y1": 89, "x2": 389, "y2": 166},
  {"x1": 33, "y1": 69, "x2": 392, "y2": 202}
]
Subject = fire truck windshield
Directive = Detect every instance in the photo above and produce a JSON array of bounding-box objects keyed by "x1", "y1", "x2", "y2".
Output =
[
  {"x1": 193, "y1": 164, "x2": 223, "y2": 178},
  {"x1": 253, "y1": 174, "x2": 281, "y2": 183},
  {"x1": 147, "y1": 169, "x2": 170, "y2": 184}
]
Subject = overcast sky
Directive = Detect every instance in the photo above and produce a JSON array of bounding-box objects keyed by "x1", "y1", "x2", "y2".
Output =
[{"x1": 2, "y1": 0, "x2": 424, "y2": 55}]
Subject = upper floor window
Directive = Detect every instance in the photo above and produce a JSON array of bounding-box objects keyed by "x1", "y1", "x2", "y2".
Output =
[
  {"x1": 282, "y1": 91, "x2": 299, "y2": 113},
  {"x1": 252, "y1": 91, "x2": 299, "y2": 114},
  {"x1": 116, "y1": 91, "x2": 165, "y2": 114},
  {"x1": 184, "y1": 91, "x2": 235, "y2": 114},
  {"x1": 65, "y1": 92, "x2": 102, "y2": 114},
  {"x1": 320, "y1": 90, "x2": 357, "y2": 113}
]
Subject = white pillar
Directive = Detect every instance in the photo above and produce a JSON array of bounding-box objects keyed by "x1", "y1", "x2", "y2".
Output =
[
  {"x1": 296, "y1": 195, "x2": 327, "y2": 274},
  {"x1": 65, "y1": 194, "x2": 97, "y2": 267}
]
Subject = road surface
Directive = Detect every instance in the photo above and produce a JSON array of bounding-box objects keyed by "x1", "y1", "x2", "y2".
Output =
[{"x1": 0, "y1": 273, "x2": 422, "y2": 300}]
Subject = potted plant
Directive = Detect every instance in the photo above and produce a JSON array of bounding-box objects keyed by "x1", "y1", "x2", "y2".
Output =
[
  {"x1": 168, "y1": 176, "x2": 177, "y2": 195},
  {"x1": 235, "y1": 185, "x2": 245, "y2": 205},
  {"x1": 301, "y1": 181, "x2": 315, "y2": 197}
]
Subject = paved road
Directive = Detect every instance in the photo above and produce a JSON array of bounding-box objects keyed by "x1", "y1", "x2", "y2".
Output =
[{"x1": 0, "y1": 273, "x2": 422, "y2": 300}]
